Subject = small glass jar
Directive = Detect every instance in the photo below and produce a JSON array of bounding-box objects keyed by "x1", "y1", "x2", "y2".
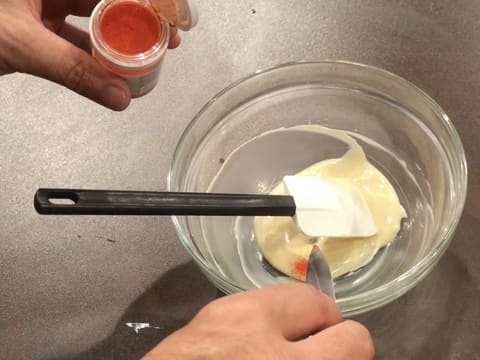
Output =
[{"x1": 90, "y1": 0, "x2": 197, "y2": 98}]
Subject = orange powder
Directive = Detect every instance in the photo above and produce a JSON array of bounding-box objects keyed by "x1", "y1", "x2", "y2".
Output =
[
  {"x1": 291, "y1": 257, "x2": 308, "y2": 279},
  {"x1": 100, "y1": 2, "x2": 160, "y2": 55}
]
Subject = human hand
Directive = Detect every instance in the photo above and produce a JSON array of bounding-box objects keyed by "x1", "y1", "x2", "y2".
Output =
[
  {"x1": 141, "y1": 283, "x2": 374, "y2": 360},
  {"x1": 0, "y1": 0, "x2": 180, "y2": 110}
]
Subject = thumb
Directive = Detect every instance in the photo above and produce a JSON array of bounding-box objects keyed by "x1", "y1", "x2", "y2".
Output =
[{"x1": 23, "y1": 26, "x2": 131, "y2": 111}]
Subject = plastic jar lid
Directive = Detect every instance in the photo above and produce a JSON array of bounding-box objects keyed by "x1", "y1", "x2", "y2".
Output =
[{"x1": 150, "y1": 0, "x2": 198, "y2": 31}]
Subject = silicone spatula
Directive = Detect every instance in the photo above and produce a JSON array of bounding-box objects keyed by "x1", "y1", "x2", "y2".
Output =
[{"x1": 34, "y1": 176, "x2": 376, "y2": 238}]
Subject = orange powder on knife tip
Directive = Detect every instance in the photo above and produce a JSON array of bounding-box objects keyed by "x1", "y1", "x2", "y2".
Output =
[{"x1": 292, "y1": 257, "x2": 308, "y2": 279}]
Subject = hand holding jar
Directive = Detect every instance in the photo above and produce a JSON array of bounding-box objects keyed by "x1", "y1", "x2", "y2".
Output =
[{"x1": 0, "y1": 0, "x2": 183, "y2": 110}]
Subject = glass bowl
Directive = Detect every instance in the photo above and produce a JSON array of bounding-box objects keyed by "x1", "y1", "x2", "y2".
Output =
[{"x1": 167, "y1": 61, "x2": 467, "y2": 316}]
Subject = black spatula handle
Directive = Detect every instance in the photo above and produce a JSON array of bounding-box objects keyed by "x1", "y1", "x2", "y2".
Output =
[{"x1": 34, "y1": 188, "x2": 296, "y2": 216}]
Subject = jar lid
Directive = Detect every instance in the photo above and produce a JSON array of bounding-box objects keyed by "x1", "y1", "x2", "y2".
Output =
[{"x1": 150, "y1": 0, "x2": 198, "y2": 31}]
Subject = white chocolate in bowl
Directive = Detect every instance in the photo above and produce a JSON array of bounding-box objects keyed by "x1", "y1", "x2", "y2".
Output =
[
  {"x1": 254, "y1": 125, "x2": 407, "y2": 281},
  {"x1": 203, "y1": 124, "x2": 407, "y2": 287}
]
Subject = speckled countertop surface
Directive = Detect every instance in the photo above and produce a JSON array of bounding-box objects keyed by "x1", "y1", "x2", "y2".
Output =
[{"x1": 1, "y1": 1, "x2": 479, "y2": 359}]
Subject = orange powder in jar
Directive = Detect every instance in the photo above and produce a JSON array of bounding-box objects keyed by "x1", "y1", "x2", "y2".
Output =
[{"x1": 100, "y1": 1, "x2": 160, "y2": 55}]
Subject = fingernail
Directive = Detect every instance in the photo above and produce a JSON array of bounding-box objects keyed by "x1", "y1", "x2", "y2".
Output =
[
  {"x1": 168, "y1": 34, "x2": 181, "y2": 49},
  {"x1": 103, "y1": 84, "x2": 131, "y2": 111}
]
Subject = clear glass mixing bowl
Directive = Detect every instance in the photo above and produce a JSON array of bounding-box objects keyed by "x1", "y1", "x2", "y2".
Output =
[{"x1": 168, "y1": 61, "x2": 467, "y2": 316}]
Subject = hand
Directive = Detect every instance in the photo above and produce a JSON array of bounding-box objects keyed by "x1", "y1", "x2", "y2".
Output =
[
  {"x1": 0, "y1": 0, "x2": 180, "y2": 111},
  {"x1": 141, "y1": 283, "x2": 374, "y2": 360}
]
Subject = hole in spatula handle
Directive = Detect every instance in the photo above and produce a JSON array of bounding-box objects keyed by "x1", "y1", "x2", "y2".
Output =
[
  {"x1": 46, "y1": 192, "x2": 79, "y2": 205},
  {"x1": 34, "y1": 189, "x2": 81, "y2": 214}
]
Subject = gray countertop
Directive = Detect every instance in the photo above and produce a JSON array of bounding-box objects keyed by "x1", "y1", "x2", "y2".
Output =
[{"x1": 1, "y1": 1, "x2": 479, "y2": 359}]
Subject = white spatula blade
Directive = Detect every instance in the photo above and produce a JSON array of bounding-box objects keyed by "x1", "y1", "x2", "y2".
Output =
[{"x1": 283, "y1": 176, "x2": 377, "y2": 238}]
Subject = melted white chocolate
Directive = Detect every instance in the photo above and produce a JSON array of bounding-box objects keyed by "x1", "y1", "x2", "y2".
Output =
[{"x1": 254, "y1": 125, "x2": 406, "y2": 281}]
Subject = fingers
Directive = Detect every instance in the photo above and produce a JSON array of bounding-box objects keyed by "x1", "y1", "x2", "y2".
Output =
[
  {"x1": 261, "y1": 283, "x2": 342, "y2": 340},
  {"x1": 137, "y1": 285, "x2": 373, "y2": 360},
  {"x1": 168, "y1": 26, "x2": 181, "y2": 49},
  {"x1": 24, "y1": 26, "x2": 130, "y2": 110},
  {"x1": 295, "y1": 320, "x2": 375, "y2": 360},
  {"x1": 57, "y1": 22, "x2": 91, "y2": 53},
  {"x1": 198, "y1": 283, "x2": 342, "y2": 341}
]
